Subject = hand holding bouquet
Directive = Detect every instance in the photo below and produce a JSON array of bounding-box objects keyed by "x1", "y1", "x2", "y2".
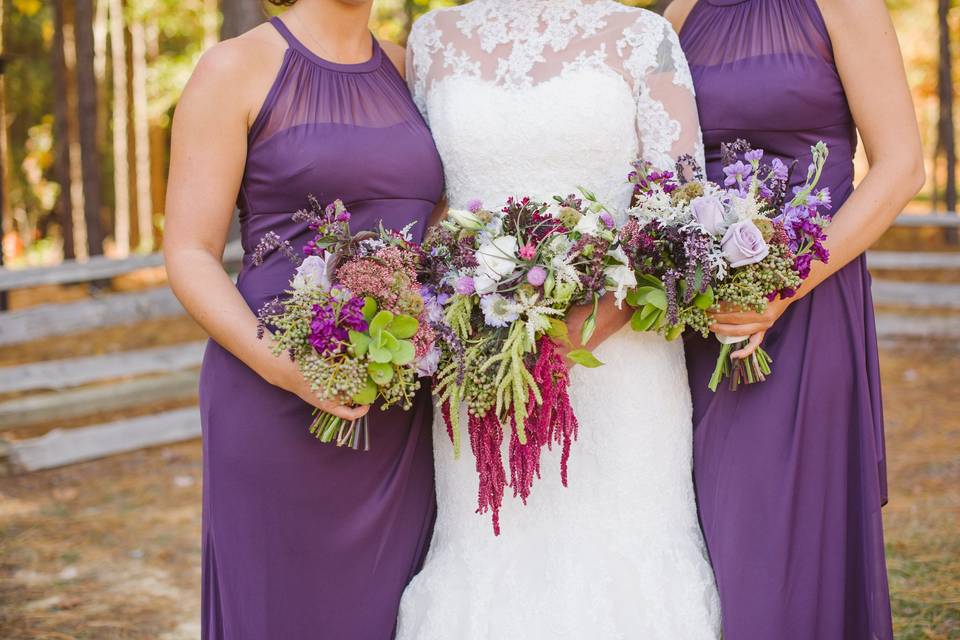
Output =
[
  {"x1": 622, "y1": 141, "x2": 832, "y2": 391},
  {"x1": 253, "y1": 197, "x2": 437, "y2": 449},
  {"x1": 423, "y1": 195, "x2": 628, "y2": 533}
]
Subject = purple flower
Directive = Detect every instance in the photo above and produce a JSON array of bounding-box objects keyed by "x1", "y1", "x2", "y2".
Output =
[
  {"x1": 771, "y1": 158, "x2": 789, "y2": 181},
  {"x1": 308, "y1": 297, "x2": 367, "y2": 355},
  {"x1": 526, "y1": 266, "x2": 548, "y2": 287},
  {"x1": 467, "y1": 199, "x2": 483, "y2": 213},
  {"x1": 794, "y1": 252, "x2": 814, "y2": 279},
  {"x1": 813, "y1": 188, "x2": 832, "y2": 209},
  {"x1": 721, "y1": 221, "x2": 769, "y2": 268},
  {"x1": 745, "y1": 149, "x2": 764, "y2": 163},
  {"x1": 599, "y1": 211, "x2": 616, "y2": 229},
  {"x1": 454, "y1": 275, "x2": 475, "y2": 295},
  {"x1": 690, "y1": 195, "x2": 726, "y2": 235},
  {"x1": 723, "y1": 161, "x2": 753, "y2": 187}
]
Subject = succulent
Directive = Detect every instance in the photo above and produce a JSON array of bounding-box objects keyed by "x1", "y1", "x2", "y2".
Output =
[{"x1": 348, "y1": 297, "x2": 419, "y2": 404}]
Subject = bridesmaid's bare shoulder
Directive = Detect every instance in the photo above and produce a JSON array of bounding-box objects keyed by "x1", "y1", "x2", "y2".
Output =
[
  {"x1": 379, "y1": 40, "x2": 407, "y2": 79},
  {"x1": 183, "y1": 25, "x2": 288, "y2": 130},
  {"x1": 815, "y1": 0, "x2": 892, "y2": 35},
  {"x1": 663, "y1": 0, "x2": 699, "y2": 33}
]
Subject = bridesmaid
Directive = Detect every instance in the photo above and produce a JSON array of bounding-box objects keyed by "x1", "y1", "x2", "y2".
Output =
[
  {"x1": 164, "y1": 0, "x2": 442, "y2": 638},
  {"x1": 666, "y1": 0, "x2": 923, "y2": 638}
]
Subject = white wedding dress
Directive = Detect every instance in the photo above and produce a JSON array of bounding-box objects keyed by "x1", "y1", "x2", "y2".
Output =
[{"x1": 398, "y1": 2, "x2": 720, "y2": 638}]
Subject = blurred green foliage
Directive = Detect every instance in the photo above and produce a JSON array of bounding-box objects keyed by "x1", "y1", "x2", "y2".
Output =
[{"x1": 0, "y1": 0, "x2": 950, "y2": 260}]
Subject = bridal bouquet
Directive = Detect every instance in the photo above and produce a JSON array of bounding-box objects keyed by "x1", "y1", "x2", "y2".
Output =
[
  {"x1": 622, "y1": 141, "x2": 832, "y2": 391},
  {"x1": 423, "y1": 195, "x2": 628, "y2": 534},
  {"x1": 253, "y1": 196, "x2": 437, "y2": 449}
]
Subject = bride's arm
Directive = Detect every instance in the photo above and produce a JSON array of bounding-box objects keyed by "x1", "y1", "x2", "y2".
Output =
[{"x1": 565, "y1": 17, "x2": 704, "y2": 353}]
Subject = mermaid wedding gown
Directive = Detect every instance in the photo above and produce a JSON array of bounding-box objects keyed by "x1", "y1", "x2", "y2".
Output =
[{"x1": 398, "y1": 2, "x2": 720, "y2": 637}]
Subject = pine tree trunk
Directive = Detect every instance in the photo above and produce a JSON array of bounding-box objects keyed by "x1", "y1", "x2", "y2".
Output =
[
  {"x1": 74, "y1": 0, "x2": 106, "y2": 257},
  {"x1": 52, "y1": 1, "x2": 75, "y2": 260},
  {"x1": 130, "y1": 17, "x2": 153, "y2": 251},
  {"x1": 220, "y1": 0, "x2": 265, "y2": 40},
  {"x1": 109, "y1": 0, "x2": 131, "y2": 256},
  {"x1": 938, "y1": 0, "x2": 958, "y2": 243}
]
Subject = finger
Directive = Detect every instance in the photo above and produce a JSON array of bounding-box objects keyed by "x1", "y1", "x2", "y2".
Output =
[
  {"x1": 710, "y1": 322, "x2": 768, "y2": 337},
  {"x1": 708, "y1": 311, "x2": 765, "y2": 324},
  {"x1": 731, "y1": 332, "x2": 765, "y2": 359},
  {"x1": 323, "y1": 403, "x2": 371, "y2": 421}
]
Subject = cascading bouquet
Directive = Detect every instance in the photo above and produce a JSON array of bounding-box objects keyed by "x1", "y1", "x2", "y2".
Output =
[
  {"x1": 622, "y1": 141, "x2": 831, "y2": 391},
  {"x1": 252, "y1": 196, "x2": 439, "y2": 449},
  {"x1": 422, "y1": 194, "x2": 633, "y2": 534}
]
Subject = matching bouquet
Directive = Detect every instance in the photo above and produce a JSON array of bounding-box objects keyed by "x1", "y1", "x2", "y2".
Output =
[
  {"x1": 253, "y1": 196, "x2": 438, "y2": 449},
  {"x1": 422, "y1": 195, "x2": 628, "y2": 533},
  {"x1": 622, "y1": 141, "x2": 832, "y2": 391}
]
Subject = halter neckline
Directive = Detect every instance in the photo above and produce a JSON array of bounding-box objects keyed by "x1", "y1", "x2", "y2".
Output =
[{"x1": 270, "y1": 17, "x2": 382, "y2": 74}]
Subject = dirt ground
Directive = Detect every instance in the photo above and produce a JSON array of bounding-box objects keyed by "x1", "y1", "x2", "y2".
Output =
[{"x1": 0, "y1": 341, "x2": 954, "y2": 639}]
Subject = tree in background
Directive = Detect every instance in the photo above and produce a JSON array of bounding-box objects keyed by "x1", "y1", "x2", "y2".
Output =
[
  {"x1": 74, "y1": 0, "x2": 105, "y2": 258},
  {"x1": 221, "y1": 0, "x2": 265, "y2": 40},
  {"x1": 937, "y1": 0, "x2": 958, "y2": 241}
]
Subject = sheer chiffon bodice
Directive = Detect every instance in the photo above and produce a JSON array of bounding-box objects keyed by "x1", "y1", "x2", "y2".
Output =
[{"x1": 397, "y1": 3, "x2": 719, "y2": 638}]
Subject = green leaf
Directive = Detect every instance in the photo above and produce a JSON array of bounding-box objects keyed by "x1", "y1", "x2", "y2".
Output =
[
  {"x1": 369, "y1": 310, "x2": 394, "y2": 334},
  {"x1": 367, "y1": 362, "x2": 395, "y2": 385},
  {"x1": 391, "y1": 340, "x2": 416, "y2": 366},
  {"x1": 642, "y1": 289, "x2": 668, "y2": 311},
  {"x1": 369, "y1": 343, "x2": 393, "y2": 364},
  {"x1": 361, "y1": 297, "x2": 378, "y2": 322},
  {"x1": 389, "y1": 315, "x2": 419, "y2": 340},
  {"x1": 566, "y1": 348, "x2": 604, "y2": 368},
  {"x1": 694, "y1": 287, "x2": 715, "y2": 311},
  {"x1": 349, "y1": 330, "x2": 370, "y2": 356},
  {"x1": 631, "y1": 306, "x2": 662, "y2": 332},
  {"x1": 382, "y1": 332, "x2": 399, "y2": 353},
  {"x1": 665, "y1": 323, "x2": 685, "y2": 341},
  {"x1": 351, "y1": 378, "x2": 378, "y2": 405}
]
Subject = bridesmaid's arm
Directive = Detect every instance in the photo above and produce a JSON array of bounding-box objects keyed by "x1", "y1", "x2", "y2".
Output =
[
  {"x1": 164, "y1": 37, "x2": 369, "y2": 422},
  {"x1": 710, "y1": 0, "x2": 925, "y2": 357}
]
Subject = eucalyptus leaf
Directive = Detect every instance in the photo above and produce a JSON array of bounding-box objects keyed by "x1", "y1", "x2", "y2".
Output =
[
  {"x1": 566, "y1": 348, "x2": 604, "y2": 368},
  {"x1": 369, "y1": 310, "x2": 394, "y2": 334},
  {"x1": 367, "y1": 362, "x2": 395, "y2": 385},
  {"x1": 389, "y1": 315, "x2": 419, "y2": 340},
  {"x1": 349, "y1": 330, "x2": 370, "y2": 356},
  {"x1": 361, "y1": 297, "x2": 378, "y2": 322},
  {"x1": 351, "y1": 378, "x2": 378, "y2": 405},
  {"x1": 392, "y1": 340, "x2": 416, "y2": 366}
]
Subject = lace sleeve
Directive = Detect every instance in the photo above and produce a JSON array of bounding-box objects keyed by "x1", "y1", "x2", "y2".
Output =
[
  {"x1": 405, "y1": 13, "x2": 439, "y2": 123},
  {"x1": 619, "y1": 16, "x2": 704, "y2": 175}
]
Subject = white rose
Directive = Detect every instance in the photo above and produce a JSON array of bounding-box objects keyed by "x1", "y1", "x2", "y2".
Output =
[
  {"x1": 574, "y1": 212, "x2": 601, "y2": 236},
  {"x1": 291, "y1": 255, "x2": 332, "y2": 291},
  {"x1": 475, "y1": 235, "x2": 519, "y2": 283}
]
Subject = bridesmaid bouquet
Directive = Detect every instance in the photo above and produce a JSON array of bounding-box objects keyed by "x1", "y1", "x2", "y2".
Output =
[
  {"x1": 423, "y1": 195, "x2": 627, "y2": 534},
  {"x1": 622, "y1": 141, "x2": 832, "y2": 390},
  {"x1": 253, "y1": 197, "x2": 438, "y2": 449}
]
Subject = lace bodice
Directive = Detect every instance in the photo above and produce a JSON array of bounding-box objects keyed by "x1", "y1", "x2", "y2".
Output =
[
  {"x1": 397, "y1": 4, "x2": 720, "y2": 638},
  {"x1": 406, "y1": 0, "x2": 704, "y2": 213}
]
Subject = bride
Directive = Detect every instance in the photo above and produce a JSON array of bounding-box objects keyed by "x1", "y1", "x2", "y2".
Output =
[{"x1": 398, "y1": 1, "x2": 720, "y2": 637}]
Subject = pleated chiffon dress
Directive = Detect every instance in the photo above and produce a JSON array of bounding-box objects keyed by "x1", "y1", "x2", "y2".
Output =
[
  {"x1": 198, "y1": 17, "x2": 443, "y2": 640},
  {"x1": 680, "y1": 1, "x2": 893, "y2": 638}
]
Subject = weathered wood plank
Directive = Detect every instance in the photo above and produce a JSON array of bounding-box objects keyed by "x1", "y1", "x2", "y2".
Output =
[
  {"x1": 0, "y1": 239, "x2": 243, "y2": 291},
  {"x1": 875, "y1": 312, "x2": 960, "y2": 339},
  {"x1": 872, "y1": 280, "x2": 960, "y2": 310},
  {"x1": 0, "y1": 370, "x2": 199, "y2": 429},
  {"x1": 893, "y1": 213, "x2": 960, "y2": 228},
  {"x1": 0, "y1": 342, "x2": 206, "y2": 394},
  {"x1": 0, "y1": 287, "x2": 184, "y2": 346},
  {"x1": 867, "y1": 251, "x2": 960, "y2": 270},
  {"x1": 1, "y1": 407, "x2": 201, "y2": 473}
]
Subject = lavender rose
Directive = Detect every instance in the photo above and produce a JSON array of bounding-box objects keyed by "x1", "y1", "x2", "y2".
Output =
[
  {"x1": 721, "y1": 220, "x2": 769, "y2": 268},
  {"x1": 690, "y1": 195, "x2": 726, "y2": 235}
]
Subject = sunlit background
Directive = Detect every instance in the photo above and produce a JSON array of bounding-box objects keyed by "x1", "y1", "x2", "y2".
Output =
[{"x1": 0, "y1": 2, "x2": 956, "y2": 639}]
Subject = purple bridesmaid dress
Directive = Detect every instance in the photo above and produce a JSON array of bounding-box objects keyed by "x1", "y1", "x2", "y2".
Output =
[
  {"x1": 680, "y1": 1, "x2": 893, "y2": 638},
  {"x1": 197, "y1": 18, "x2": 443, "y2": 639}
]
